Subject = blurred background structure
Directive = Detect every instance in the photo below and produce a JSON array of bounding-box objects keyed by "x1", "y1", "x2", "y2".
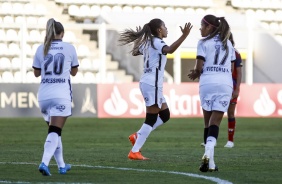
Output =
[{"x1": 0, "y1": 0, "x2": 282, "y2": 84}]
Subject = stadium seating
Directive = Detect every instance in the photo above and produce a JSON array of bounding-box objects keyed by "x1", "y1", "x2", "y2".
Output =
[
  {"x1": 0, "y1": 43, "x2": 8, "y2": 55},
  {"x1": 1, "y1": 71, "x2": 14, "y2": 83},
  {"x1": 1, "y1": 0, "x2": 282, "y2": 84},
  {"x1": 13, "y1": 71, "x2": 22, "y2": 83},
  {"x1": 11, "y1": 57, "x2": 22, "y2": 70},
  {"x1": 0, "y1": 57, "x2": 11, "y2": 70}
]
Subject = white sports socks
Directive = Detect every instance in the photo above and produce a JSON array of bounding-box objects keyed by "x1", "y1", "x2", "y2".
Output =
[
  {"x1": 132, "y1": 124, "x2": 152, "y2": 152},
  {"x1": 152, "y1": 116, "x2": 164, "y2": 131},
  {"x1": 54, "y1": 136, "x2": 65, "y2": 168},
  {"x1": 42, "y1": 132, "x2": 59, "y2": 166}
]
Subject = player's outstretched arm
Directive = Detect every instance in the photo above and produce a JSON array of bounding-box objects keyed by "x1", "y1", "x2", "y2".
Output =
[{"x1": 163, "y1": 22, "x2": 193, "y2": 54}]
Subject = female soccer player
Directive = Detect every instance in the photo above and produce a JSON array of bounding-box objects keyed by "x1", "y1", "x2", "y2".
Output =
[
  {"x1": 33, "y1": 18, "x2": 79, "y2": 176},
  {"x1": 188, "y1": 14, "x2": 235, "y2": 172},
  {"x1": 224, "y1": 33, "x2": 243, "y2": 148},
  {"x1": 119, "y1": 18, "x2": 193, "y2": 160}
]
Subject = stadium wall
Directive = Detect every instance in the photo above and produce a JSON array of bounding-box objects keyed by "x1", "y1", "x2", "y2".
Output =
[{"x1": 0, "y1": 83, "x2": 282, "y2": 118}]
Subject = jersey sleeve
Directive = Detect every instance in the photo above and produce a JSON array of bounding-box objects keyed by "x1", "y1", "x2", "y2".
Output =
[
  {"x1": 71, "y1": 45, "x2": 79, "y2": 68},
  {"x1": 196, "y1": 40, "x2": 205, "y2": 61},
  {"x1": 154, "y1": 39, "x2": 167, "y2": 55},
  {"x1": 32, "y1": 45, "x2": 42, "y2": 70}
]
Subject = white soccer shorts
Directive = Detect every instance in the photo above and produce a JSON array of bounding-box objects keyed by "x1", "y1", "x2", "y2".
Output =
[
  {"x1": 38, "y1": 98, "x2": 72, "y2": 122},
  {"x1": 199, "y1": 84, "x2": 233, "y2": 112},
  {"x1": 139, "y1": 82, "x2": 166, "y2": 108}
]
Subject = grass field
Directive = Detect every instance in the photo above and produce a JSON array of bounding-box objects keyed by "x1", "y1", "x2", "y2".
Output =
[{"x1": 0, "y1": 117, "x2": 281, "y2": 184}]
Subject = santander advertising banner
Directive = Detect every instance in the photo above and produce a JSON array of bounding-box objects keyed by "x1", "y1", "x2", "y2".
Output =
[{"x1": 97, "y1": 83, "x2": 282, "y2": 118}]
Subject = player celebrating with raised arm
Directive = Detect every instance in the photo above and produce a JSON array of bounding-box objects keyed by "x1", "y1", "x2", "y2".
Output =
[
  {"x1": 224, "y1": 33, "x2": 243, "y2": 148},
  {"x1": 188, "y1": 14, "x2": 235, "y2": 172},
  {"x1": 33, "y1": 18, "x2": 79, "y2": 176},
  {"x1": 119, "y1": 18, "x2": 193, "y2": 160}
]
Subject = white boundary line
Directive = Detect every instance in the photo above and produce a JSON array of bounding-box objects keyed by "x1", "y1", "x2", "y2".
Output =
[{"x1": 0, "y1": 162, "x2": 232, "y2": 184}]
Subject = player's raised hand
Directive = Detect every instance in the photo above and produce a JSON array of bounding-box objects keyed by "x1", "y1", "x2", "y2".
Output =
[
  {"x1": 180, "y1": 22, "x2": 193, "y2": 37},
  {"x1": 136, "y1": 26, "x2": 142, "y2": 32}
]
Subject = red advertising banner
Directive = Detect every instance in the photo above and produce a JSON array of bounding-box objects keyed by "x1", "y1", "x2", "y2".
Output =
[{"x1": 97, "y1": 83, "x2": 282, "y2": 118}]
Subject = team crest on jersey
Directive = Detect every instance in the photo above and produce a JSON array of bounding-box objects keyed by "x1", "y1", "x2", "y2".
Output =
[
  {"x1": 219, "y1": 101, "x2": 229, "y2": 107},
  {"x1": 41, "y1": 110, "x2": 48, "y2": 115},
  {"x1": 205, "y1": 100, "x2": 211, "y2": 106},
  {"x1": 159, "y1": 98, "x2": 163, "y2": 104},
  {"x1": 144, "y1": 97, "x2": 149, "y2": 102},
  {"x1": 56, "y1": 105, "x2": 66, "y2": 112}
]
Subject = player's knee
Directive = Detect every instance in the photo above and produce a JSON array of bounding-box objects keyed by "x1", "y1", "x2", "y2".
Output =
[
  {"x1": 48, "y1": 125, "x2": 62, "y2": 136},
  {"x1": 144, "y1": 113, "x2": 158, "y2": 127},
  {"x1": 159, "y1": 108, "x2": 170, "y2": 123}
]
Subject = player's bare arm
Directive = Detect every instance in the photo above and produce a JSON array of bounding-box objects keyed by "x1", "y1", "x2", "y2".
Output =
[
  {"x1": 163, "y1": 22, "x2": 193, "y2": 54},
  {"x1": 188, "y1": 59, "x2": 203, "y2": 80},
  {"x1": 70, "y1": 67, "x2": 78, "y2": 76},
  {"x1": 232, "y1": 66, "x2": 242, "y2": 99},
  {"x1": 34, "y1": 69, "x2": 41, "y2": 77}
]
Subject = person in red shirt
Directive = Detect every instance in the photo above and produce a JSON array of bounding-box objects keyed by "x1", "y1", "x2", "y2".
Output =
[{"x1": 224, "y1": 33, "x2": 243, "y2": 148}]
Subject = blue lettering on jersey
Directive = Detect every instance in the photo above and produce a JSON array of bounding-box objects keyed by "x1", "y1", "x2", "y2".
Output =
[
  {"x1": 41, "y1": 78, "x2": 66, "y2": 83},
  {"x1": 144, "y1": 68, "x2": 152, "y2": 73},
  {"x1": 50, "y1": 47, "x2": 63, "y2": 50},
  {"x1": 206, "y1": 66, "x2": 230, "y2": 73}
]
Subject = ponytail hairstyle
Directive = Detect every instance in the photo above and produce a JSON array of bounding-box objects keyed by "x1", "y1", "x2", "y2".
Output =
[
  {"x1": 119, "y1": 18, "x2": 164, "y2": 53},
  {"x1": 201, "y1": 14, "x2": 230, "y2": 50},
  {"x1": 229, "y1": 32, "x2": 235, "y2": 47},
  {"x1": 44, "y1": 18, "x2": 64, "y2": 56}
]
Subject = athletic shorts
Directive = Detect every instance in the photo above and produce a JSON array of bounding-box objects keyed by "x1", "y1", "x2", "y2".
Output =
[
  {"x1": 199, "y1": 84, "x2": 233, "y2": 112},
  {"x1": 38, "y1": 98, "x2": 72, "y2": 122},
  {"x1": 139, "y1": 82, "x2": 166, "y2": 108}
]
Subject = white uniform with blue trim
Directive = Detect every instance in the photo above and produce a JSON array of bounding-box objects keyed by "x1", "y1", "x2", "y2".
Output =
[
  {"x1": 197, "y1": 35, "x2": 236, "y2": 112},
  {"x1": 33, "y1": 40, "x2": 79, "y2": 121},
  {"x1": 139, "y1": 37, "x2": 167, "y2": 108}
]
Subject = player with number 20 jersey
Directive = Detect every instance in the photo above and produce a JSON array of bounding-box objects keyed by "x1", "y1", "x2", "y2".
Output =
[{"x1": 33, "y1": 40, "x2": 79, "y2": 102}]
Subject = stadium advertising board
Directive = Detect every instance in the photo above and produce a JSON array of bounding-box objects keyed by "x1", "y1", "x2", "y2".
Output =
[
  {"x1": 97, "y1": 83, "x2": 282, "y2": 118},
  {"x1": 0, "y1": 84, "x2": 97, "y2": 117},
  {"x1": 1, "y1": 83, "x2": 282, "y2": 118}
]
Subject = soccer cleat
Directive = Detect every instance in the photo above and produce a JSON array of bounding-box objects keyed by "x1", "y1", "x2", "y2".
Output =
[
  {"x1": 128, "y1": 150, "x2": 149, "y2": 160},
  {"x1": 199, "y1": 154, "x2": 209, "y2": 172},
  {"x1": 58, "y1": 164, "x2": 72, "y2": 174},
  {"x1": 209, "y1": 165, "x2": 219, "y2": 172},
  {"x1": 38, "y1": 162, "x2": 51, "y2": 176},
  {"x1": 224, "y1": 141, "x2": 234, "y2": 148},
  {"x1": 128, "y1": 132, "x2": 138, "y2": 146}
]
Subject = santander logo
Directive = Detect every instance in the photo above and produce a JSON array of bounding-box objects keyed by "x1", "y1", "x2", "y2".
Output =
[
  {"x1": 253, "y1": 87, "x2": 276, "y2": 116},
  {"x1": 103, "y1": 86, "x2": 128, "y2": 116}
]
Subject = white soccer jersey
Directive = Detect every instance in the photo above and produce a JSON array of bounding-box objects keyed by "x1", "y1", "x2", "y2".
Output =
[
  {"x1": 197, "y1": 34, "x2": 236, "y2": 87},
  {"x1": 33, "y1": 40, "x2": 79, "y2": 101},
  {"x1": 139, "y1": 37, "x2": 167, "y2": 87}
]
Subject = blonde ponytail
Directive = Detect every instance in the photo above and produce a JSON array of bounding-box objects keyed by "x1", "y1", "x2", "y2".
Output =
[{"x1": 44, "y1": 18, "x2": 56, "y2": 56}]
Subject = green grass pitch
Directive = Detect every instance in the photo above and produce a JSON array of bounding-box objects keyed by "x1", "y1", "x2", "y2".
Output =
[{"x1": 0, "y1": 117, "x2": 281, "y2": 184}]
